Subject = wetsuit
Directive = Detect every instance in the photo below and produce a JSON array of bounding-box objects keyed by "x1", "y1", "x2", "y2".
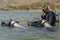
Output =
[{"x1": 41, "y1": 11, "x2": 56, "y2": 26}]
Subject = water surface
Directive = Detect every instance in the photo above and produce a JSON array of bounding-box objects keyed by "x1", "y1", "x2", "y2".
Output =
[{"x1": 0, "y1": 12, "x2": 60, "y2": 40}]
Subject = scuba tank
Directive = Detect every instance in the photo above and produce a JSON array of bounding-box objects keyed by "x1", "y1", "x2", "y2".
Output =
[
  {"x1": 41, "y1": 20, "x2": 53, "y2": 31},
  {"x1": 41, "y1": 20, "x2": 52, "y2": 28},
  {"x1": 10, "y1": 20, "x2": 24, "y2": 28}
]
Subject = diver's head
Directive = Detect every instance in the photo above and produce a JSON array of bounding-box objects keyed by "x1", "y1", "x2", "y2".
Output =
[{"x1": 42, "y1": 7, "x2": 49, "y2": 13}]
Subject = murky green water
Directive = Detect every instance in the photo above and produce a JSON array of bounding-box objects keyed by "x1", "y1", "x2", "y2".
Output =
[{"x1": 0, "y1": 12, "x2": 60, "y2": 40}]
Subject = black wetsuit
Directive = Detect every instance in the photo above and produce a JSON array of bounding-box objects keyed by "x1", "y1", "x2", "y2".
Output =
[{"x1": 41, "y1": 11, "x2": 56, "y2": 26}]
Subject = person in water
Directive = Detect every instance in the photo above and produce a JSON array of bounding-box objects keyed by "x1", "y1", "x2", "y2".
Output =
[{"x1": 41, "y1": 7, "x2": 56, "y2": 26}]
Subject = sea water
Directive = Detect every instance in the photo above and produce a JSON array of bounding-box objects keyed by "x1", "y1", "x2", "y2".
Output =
[{"x1": 0, "y1": 11, "x2": 59, "y2": 40}]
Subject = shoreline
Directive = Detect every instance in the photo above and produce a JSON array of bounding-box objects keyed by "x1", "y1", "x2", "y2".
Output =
[
  {"x1": 0, "y1": 9, "x2": 60, "y2": 12},
  {"x1": 0, "y1": 9, "x2": 42, "y2": 12},
  {"x1": 0, "y1": 11, "x2": 41, "y2": 12}
]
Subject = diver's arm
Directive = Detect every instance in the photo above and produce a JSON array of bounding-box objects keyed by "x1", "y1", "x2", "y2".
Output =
[{"x1": 41, "y1": 13, "x2": 46, "y2": 19}]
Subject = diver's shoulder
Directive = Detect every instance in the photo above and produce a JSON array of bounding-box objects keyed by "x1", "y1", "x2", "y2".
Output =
[{"x1": 49, "y1": 11, "x2": 55, "y2": 14}]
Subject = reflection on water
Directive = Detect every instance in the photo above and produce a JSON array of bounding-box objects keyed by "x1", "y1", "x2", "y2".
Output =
[{"x1": 0, "y1": 12, "x2": 60, "y2": 40}]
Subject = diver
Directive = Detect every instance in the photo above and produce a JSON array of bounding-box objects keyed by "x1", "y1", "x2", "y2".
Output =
[{"x1": 41, "y1": 7, "x2": 56, "y2": 26}]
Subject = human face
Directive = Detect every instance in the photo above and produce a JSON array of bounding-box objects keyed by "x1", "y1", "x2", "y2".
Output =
[{"x1": 43, "y1": 9, "x2": 48, "y2": 13}]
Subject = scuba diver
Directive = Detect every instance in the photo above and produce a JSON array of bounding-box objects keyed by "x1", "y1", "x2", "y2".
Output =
[
  {"x1": 1, "y1": 19, "x2": 12, "y2": 26},
  {"x1": 41, "y1": 7, "x2": 56, "y2": 26},
  {"x1": 1, "y1": 19, "x2": 24, "y2": 28},
  {"x1": 1, "y1": 19, "x2": 19, "y2": 27},
  {"x1": 27, "y1": 7, "x2": 57, "y2": 28}
]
